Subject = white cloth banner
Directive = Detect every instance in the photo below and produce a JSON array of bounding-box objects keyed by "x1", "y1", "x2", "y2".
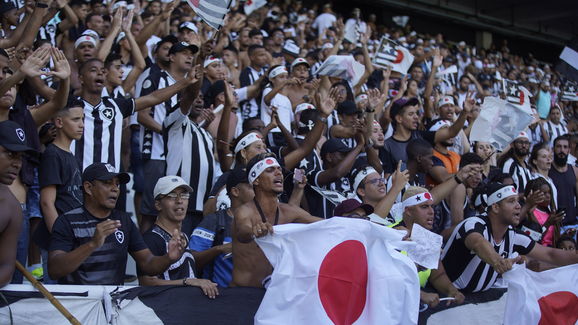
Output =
[
  {"x1": 503, "y1": 263, "x2": 578, "y2": 325},
  {"x1": 469, "y1": 96, "x2": 533, "y2": 150},
  {"x1": 316, "y1": 55, "x2": 365, "y2": 86},
  {"x1": 244, "y1": 0, "x2": 266, "y2": 15},
  {"x1": 255, "y1": 217, "x2": 420, "y2": 325}
]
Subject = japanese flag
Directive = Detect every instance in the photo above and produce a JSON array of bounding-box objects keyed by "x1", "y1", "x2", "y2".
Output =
[
  {"x1": 244, "y1": 0, "x2": 267, "y2": 15},
  {"x1": 503, "y1": 264, "x2": 578, "y2": 325},
  {"x1": 255, "y1": 217, "x2": 420, "y2": 325}
]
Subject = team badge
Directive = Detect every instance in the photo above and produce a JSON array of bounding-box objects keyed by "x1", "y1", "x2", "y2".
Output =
[{"x1": 115, "y1": 230, "x2": 125, "y2": 244}]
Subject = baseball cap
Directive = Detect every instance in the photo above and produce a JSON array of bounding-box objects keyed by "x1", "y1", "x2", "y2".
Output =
[
  {"x1": 282, "y1": 40, "x2": 300, "y2": 57},
  {"x1": 437, "y1": 96, "x2": 455, "y2": 107},
  {"x1": 226, "y1": 167, "x2": 249, "y2": 194},
  {"x1": 179, "y1": 22, "x2": 199, "y2": 34},
  {"x1": 291, "y1": 57, "x2": 309, "y2": 71},
  {"x1": 336, "y1": 100, "x2": 359, "y2": 116},
  {"x1": 154, "y1": 35, "x2": 178, "y2": 53},
  {"x1": 153, "y1": 175, "x2": 193, "y2": 199},
  {"x1": 0, "y1": 120, "x2": 36, "y2": 154},
  {"x1": 334, "y1": 199, "x2": 374, "y2": 217},
  {"x1": 82, "y1": 163, "x2": 130, "y2": 184},
  {"x1": 389, "y1": 97, "x2": 419, "y2": 120},
  {"x1": 169, "y1": 42, "x2": 199, "y2": 55},
  {"x1": 321, "y1": 139, "x2": 351, "y2": 157}
]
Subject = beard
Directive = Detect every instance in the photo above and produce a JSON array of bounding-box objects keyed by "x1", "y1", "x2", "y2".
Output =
[
  {"x1": 554, "y1": 152, "x2": 568, "y2": 166},
  {"x1": 513, "y1": 147, "x2": 529, "y2": 157}
]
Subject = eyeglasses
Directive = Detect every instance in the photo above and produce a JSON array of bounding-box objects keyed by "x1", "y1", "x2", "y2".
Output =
[
  {"x1": 164, "y1": 192, "x2": 190, "y2": 200},
  {"x1": 365, "y1": 177, "x2": 386, "y2": 186}
]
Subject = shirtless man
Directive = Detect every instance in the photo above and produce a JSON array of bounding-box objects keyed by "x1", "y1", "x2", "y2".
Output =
[
  {"x1": 285, "y1": 58, "x2": 318, "y2": 107},
  {"x1": 231, "y1": 152, "x2": 320, "y2": 288},
  {"x1": 0, "y1": 120, "x2": 36, "y2": 287}
]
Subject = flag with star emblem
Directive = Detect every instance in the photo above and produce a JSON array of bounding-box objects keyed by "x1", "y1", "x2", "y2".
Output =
[
  {"x1": 186, "y1": 0, "x2": 232, "y2": 30},
  {"x1": 373, "y1": 37, "x2": 414, "y2": 74},
  {"x1": 562, "y1": 81, "x2": 578, "y2": 101},
  {"x1": 244, "y1": 0, "x2": 267, "y2": 15}
]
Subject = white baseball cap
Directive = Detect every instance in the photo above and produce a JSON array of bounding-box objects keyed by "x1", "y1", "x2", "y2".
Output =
[
  {"x1": 179, "y1": 22, "x2": 199, "y2": 34},
  {"x1": 291, "y1": 57, "x2": 309, "y2": 71},
  {"x1": 154, "y1": 176, "x2": 193, "y2": 199},
  {"x1": 437, "y1": 96, "x2": 455, "y2": 107}
]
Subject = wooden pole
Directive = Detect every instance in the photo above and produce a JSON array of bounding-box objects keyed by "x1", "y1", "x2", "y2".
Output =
[{"x1": 15, "y1": 261, "x2": 81, "y2": 325}]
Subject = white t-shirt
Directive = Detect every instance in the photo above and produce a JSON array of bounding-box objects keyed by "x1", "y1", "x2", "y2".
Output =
[
  {"x1": 312, "y1": 13, "x2": 336, "y2": 37},
  {"x1": 261, "y1": 87, "x2": 293, "y2": 133}
]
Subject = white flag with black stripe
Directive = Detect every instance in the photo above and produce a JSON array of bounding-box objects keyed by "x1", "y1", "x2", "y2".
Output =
[
  {"x1": 562, "y1": 81, "x2": 578, "y2": 101},
  {"x1": 316, "y1": 55, "x2": 365, "y2": 86},
  {"x1": 186, "y1": 0, "x2": 231, "y2": 30},
  {"x1": 372, "y1": 37, "x2": 414, "y2": 74}
]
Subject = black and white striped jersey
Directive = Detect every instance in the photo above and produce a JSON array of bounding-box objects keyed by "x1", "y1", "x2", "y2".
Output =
[
  {"x1": 163, "y1": 109, "x2": 216, "y2": 212},
  {"x1": 72, "y1": 97, "x2": 135, "y2": 171},
  {"x1": 137, "y1": 67, "x2": 176, "y2": 161},
  {"x1": 501, "y1": 158, "x2": 532, "y2": 192},
  {"x1": 441, "y1": 215, "x2": 535, "y2": 293}
]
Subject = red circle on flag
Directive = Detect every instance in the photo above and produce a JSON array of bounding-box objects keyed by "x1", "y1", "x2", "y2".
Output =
[
  {"x1": 318, "y1": 240, "x2": 368, "y2": 325},
  {"x1": 393, "y1": 50, "x2": 404, "y2": 64},
  {"x1": 538, "y1": 291, "x2": 578, "y2": 325}
]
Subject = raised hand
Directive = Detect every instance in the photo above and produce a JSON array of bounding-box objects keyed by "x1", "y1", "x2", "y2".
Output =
[
  {"x1": 456, "y1": 163, "x2": 482, "y2": 183},
  {"x1": 335, "y1": 19, "x2": 345, "y2": 40},
  {"x1": 367, "y1": 88, "x2": 381, "y2": 110},
  {"x1": 20, "y1": 47, "x2": 51, "y2": 78},
  {"x1": 432, "y1": 48, "x2": 443, "y2": 68},
  {"x1": 167, "y1": 228, "x2": 186, "y2": 262},
  {"x1": 463, "y1": 91, "x2": 475, "y2": 114},
  {"x1": 48, "y1": 47, "x2": 71, "y2": 80},
  {"x1": 91, "y1": 219, "x2": 122, "y2": 248},
  {"x1": 392, "y1": 161, "x2": 409, "y2": 191},
  {"x1": 319, "y1": 94, "x2": 336, "y2": 117},
  {"x1": 111, "y1": 7, "x2": 123, "y2": 31},
  {"x1": 122, "y1": 9, "x2": 134, "y2": 32},
  {"x1": 186, "y1": 64, "x2": 202, "y2": 85}
]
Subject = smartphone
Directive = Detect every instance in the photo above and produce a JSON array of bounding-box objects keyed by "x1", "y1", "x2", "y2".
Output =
[{"x1": 293, "y1": 168, "x2": 304, "y2": 183}]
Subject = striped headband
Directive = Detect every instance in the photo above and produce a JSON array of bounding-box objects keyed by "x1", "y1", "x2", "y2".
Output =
[
  {"x1": 269, "y1": 66, "x2": 288, "y2": 79},
  {"x1": 353, "y1": 167, "x2": 378, "y2": 192},
  {"x1": 248, "y1": 157, "x2": 280, "y2": 184},
  {"x1": 234, "y1": 132, "x2": 263, "y2": 154},
  {"x1": 486, "y1": 185, "x2": 517, "y2": 206},
  {"x1": 402, "y1": 192, "x2": 433, "y2": 209}
]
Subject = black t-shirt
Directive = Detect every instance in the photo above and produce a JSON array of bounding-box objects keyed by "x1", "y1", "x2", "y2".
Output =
[
  {"x1": 382, "y1": 130, "x2": 436, "y2": 174},
  {"x1": 39, "y1": 144, "x2": 83, "y2": 215},
  {"x1": 140, "y1": 225, "x2": 196, "y2": 280},
  {"x1": 50, "y1": 208, "x2": 147, "y2": 285}
]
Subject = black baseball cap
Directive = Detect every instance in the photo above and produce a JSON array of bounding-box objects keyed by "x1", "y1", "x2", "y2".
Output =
[
  {"x1": 169, "y1": 41, "x2": 199, "y2": 55},
  {"x1": 320, "y1": 139, "x2": 351, "y2": 157},
  {"x1": 82, "y1": 162, "x2": 130, "y2": 184},
  {"x1": 336, "y1": 100, "x2": 359, "y2": 116},
  {"x1": 226, "y1": 167, "x2": 249, "y2": 194},
  {"x1": 0, "y1": 120, "x2": 36, "y2": 154},
  {"x1": 334, "y1": 199, "x2": 374, "y2": 217},
  {"x1": 154, "y1": 35, "x2": 178, "y2": 53},
  {"x1": 390, "y1": 97, "x2": 419, "y2": 120}
]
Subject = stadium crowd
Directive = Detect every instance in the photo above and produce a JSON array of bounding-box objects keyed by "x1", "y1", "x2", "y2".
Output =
[{"x1": 0, "y1": 0, "x2": 577, "y2": 312}]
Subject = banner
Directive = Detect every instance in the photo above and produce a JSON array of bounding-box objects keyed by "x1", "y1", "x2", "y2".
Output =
[
  {"x1": 503, "y1": 264, "x2": 578, "y2": 325},
  {"x1": 562, "y1": 81, "x2": 578, "y2": 101},
  {"x1": 255, "y1": 217, "x2": 420, "y2": 325},
  {"x1": 186, "y1": 0, "x2": 231, "y2": 30},
  {"x1": 373, "y1": 37, "x2": 414, "y2": 74},
  {"x1": 316, "y1": 55, "x2": 365, "y2": 86},
  {"x1": 244, "y1": 0, "x2": 266, "y2": 15},
  {"x1": 469, "y1": 96, "x2": 533, "y2": 150}
]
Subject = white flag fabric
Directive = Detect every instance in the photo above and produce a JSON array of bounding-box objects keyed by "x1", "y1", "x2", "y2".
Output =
[
  {"x1": 469, "y1": 96, "x2": 533, "y2": 150},
  {"x1": 254, "y1": 217, "x2": 420, "y2": 325},
  {"x1": 316, "y1": 55, "x2": 366, "y2": 86},
  {"x1": 186, "y1": 0, "x2": 231, "y2": 30},
  {"x1": 244, "y1": 0, "x2": 266, "y2": 15},
  {"x1": 373, "y1": 37, "x2": 414, "y2": 74},
  {"x1": 562, "y1": 81, "x2": 578, "y2": 101},
  {"x1": 503, "y1": 264, "x2": 578, "y2": 325},
  {"x1": 344, "y1": 19, "x2": 360, "y2": 44}
]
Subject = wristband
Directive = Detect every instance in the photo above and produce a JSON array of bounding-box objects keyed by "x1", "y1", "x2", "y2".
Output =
[
  {"x1": 183, "y1": 278, "x2": 189, "y2": 286},
  {"x1": 365, "y1": 108, "x2": 375, "y2": 113},
  {"x1": 35, "y1": 2, "x2": 49, "y2": 7},
  {"x1": 454, "y1": 175, "x2": 463, "y2": 184}
]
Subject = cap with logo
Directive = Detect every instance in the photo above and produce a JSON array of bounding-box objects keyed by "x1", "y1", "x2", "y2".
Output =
[
  {"x1": 153, "y1": 175, "x2": 193, "y2": 199},
  {"x1": 81, "y1": 163, "x2": 130, "y2": 184},
  {"x1": 291, "y1": 57, "x2": 310, "y2": 71},
  {"x1": 437, "y1": 96, "x2": 455, "y2": 108},
  {"x1": 169, "y1": 42, "x2": 199, "y2": 55},
  {"x1": 0, "y1": 120, "x2": 36, "y2": 154}
]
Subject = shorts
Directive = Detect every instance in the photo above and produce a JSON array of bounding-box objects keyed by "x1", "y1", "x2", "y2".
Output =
[{"x1": 140, "y1": 159, "x2": 167, "y2": 216}]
